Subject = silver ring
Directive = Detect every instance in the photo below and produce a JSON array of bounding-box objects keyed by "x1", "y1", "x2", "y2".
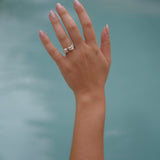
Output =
[{"x1": 63, "y1": 44, "x2": 74, "y2": 54}]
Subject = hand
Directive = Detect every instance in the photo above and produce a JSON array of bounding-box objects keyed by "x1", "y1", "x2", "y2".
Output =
[{"x1": 39, "y1": 0, "x2": 111, "y2": 97}]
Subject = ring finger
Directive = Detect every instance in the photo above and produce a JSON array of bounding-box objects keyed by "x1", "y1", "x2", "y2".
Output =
[
  {"x1": 49, "y1": 10, "x2": 73, "y2": 51},
  {"x1": 56, "y1": 3, "x2": 84, "y2": 47}
]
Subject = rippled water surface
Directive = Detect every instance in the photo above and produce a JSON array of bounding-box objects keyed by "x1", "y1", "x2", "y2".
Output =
[{"x1": 0, "y1": 0, "x2": 160, "y2": 160}]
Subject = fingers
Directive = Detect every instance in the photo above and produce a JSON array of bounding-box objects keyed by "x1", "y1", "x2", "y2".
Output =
[
  {"x1": 39, "y1": 30, "x2": 64, "y2": 66},
  {"x1": 74, "y1": 0, "x2": 97, "y2": 45},
  {"x1": 49, "y1": 10, "x2": 72, "y2": 50},
  {"x1": 100, "y1": 25, "x2": 111, "y2": 62},
  {"x1": 56, "y1": 3, "x2": 84, "y2": 47},
  {"x1": 49, "y1": 1, "x2": 97, "y2": 48}
]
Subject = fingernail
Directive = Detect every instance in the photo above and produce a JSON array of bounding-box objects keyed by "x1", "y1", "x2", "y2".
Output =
[
  {"x1": 49, "y1": 10, "x2": 56, "y2": 19},
  {"x1": 39, "y1": 30, "x2": 45, "y2": 38},
  {"x1": 106, "y1": 24, "x2": 110, "y2": 34},
  {"x1": 56, "y1": 3, "x2": 63, "y2": 10},
  {"x1": 74, "y1": 0, "x2": 81, "y2": 6}
]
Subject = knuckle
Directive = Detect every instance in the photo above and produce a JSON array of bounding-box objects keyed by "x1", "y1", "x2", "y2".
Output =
[
  {"x1": 45, "y1": 42, "x2": 53, "y2": 51},
  {"x1": 53, "y1": 19, "x2": 59, "y2": 25},
  {"x1": 81, "y1": 46, "x2": 90, "y2": 58},
  {"x1": 77, "y1": 6, "x2": 85, "y2": 14},
  {"x1": 68, "y1": 24, "x2": 77, "y2": 31},
  {"x1": 60, "y1": 8, "x2": 67, "y2": 16},
  {"x1": 59, "y1": 35, "x2": 67, "y2": 42},
  {"x1": 83, "y1": 21, "x2": 92, "y2": 29},
  {"x1": 43, "y1": 38, "x2": 49, "y2": 46},
  {"x1": 91, "y1": 46, "x2": 100, "y2": 55}
]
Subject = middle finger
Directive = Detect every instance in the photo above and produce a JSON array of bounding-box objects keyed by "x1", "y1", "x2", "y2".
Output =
[{"x1": 49, "y1": 10, "x2": 72, "y2": 50}]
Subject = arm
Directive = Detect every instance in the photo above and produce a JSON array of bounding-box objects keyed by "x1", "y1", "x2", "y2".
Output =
[
  {"x1": 39, "y1": 0, "x2": 111, "y2": 159},
  {"x1": 70, "y1": 90, "x2": 106, "y2": 160}
]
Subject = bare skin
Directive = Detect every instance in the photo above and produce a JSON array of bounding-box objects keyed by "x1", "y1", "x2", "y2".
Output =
[{"x1": 39, "y1": 0, "x2": 111, "y2": 159}]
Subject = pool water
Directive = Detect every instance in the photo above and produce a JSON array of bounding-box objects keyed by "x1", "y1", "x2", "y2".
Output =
[{"x1": 0, "y1": 0, "x2": 160, "y2": 160}]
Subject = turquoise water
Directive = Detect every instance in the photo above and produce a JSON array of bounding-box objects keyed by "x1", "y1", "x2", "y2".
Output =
[{"x1": 0, "y1": 0, "x2": 160, "y2": 160}]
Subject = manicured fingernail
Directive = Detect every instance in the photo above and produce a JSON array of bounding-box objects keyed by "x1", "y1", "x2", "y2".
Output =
[
  {"x1": 56, "y1": 3, "x2": 63, "y2": 10},
  {"x1": 74, "y1": 0, "x2": 81, "y2": 6},
  {"x1": 39, "y1": 30, "x2": 45, "y2": 38},
  {"x1": 49, "y1": 10, "x2": 56, "y2": 19},
  {"x1": 106, "y1": 24, "x2": 110, "y2": 34}
]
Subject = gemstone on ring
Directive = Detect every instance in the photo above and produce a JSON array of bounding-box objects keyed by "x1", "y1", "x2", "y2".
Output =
[
  {"x1": 63, "y1": 44, "x2": 74, "y2": 54},
  {"x1": 68, "y1": 44, "x2": 74, "y2": 51},
  {"x1": 63, "y1": 48, "x2": 68, "y2": 54}
]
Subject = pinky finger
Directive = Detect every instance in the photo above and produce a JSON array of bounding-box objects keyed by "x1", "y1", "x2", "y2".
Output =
[{"x1": 39, "y1": 30, "x2": 64, "y2": 66}]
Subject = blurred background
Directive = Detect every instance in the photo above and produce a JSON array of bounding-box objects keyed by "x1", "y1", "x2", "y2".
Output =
[{"x1": 0, "y1": 0, "x2": 160, "y2": 160}]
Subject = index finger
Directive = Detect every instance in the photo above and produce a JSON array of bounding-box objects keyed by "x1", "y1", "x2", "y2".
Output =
[{"x1": 74, "y1": 0, "x2": 98, "y2": 45}]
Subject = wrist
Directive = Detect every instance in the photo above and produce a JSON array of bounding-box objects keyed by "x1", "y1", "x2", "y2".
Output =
[
  {"x1": 74, "y1": 88, "x2": 105, "y2": 102},
  {"x1": 74, "y1": 88, "x2": 106, "y2": 114}
]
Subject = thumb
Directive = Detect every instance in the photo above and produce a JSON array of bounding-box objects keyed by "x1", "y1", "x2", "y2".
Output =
[{"x1": 100, "y1": 24, "x2": 111, "y2": 62}]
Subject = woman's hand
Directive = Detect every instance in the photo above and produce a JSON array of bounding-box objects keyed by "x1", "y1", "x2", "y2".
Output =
[
  {"x1": 39, "y1": 0, "x2": 111, "y2": 97},
  {"x1": 39, "y1": 1, "x2": 111, "y2": 159}
]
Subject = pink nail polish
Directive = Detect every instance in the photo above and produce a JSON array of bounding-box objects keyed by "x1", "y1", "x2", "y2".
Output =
[
  {"x1": 106, "y1": 24, "x2": 110, "y2": 34},
  {"x1": 56, "y1": 3, "x2": 63, "y2": 10},
  {"x1": 74, "y1": 0, "x2": 81, "y2": 6},
  {"x1": 49, "y1": 10, "x2": 56, "y2": 19},
  {"x1": 39, "y1": 30, "x2": 45, "y2": 38}
]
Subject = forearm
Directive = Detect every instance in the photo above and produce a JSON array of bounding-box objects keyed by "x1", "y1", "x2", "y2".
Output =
[{"x1": 70, "y1": 89, "x2": 106, "y2": 160}]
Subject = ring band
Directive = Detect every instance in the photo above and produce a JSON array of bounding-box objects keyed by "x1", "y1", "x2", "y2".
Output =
[{"x1": 63, "y1": 44, "x2": 74, "y2": 54}]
